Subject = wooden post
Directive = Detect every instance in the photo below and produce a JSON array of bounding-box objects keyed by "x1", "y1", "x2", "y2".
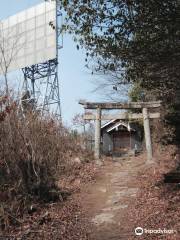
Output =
[
  {"x1": 95, "y1": 107, "x2": 101, "y2": 160},
  {"x1": 143, "y1": 108, "x2": 153, "y2": 162}
]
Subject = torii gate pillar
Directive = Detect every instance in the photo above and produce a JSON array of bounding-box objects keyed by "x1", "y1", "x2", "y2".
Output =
[
  {"x1": 94, "y1": 107, "x2": 101, "y2": 160},
  {"x1": 143, "y1": 108, "x2": 153, "y2": 162}
]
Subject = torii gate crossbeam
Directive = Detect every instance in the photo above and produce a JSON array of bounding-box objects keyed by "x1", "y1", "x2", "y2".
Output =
[{"x1": 79, "y1": 100, "x2": 161, "y2": 164}]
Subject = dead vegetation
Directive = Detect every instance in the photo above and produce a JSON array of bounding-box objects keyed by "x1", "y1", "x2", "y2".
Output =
[
  {"x1": 1, "y1": 95, "x2": 179, "y2": 240},
  {"x1": 129, "y1": 146, "x2": 180, "y2": 239},
  {"x1": 0, "y1": 96, "x2": 95, "y2": 238}
]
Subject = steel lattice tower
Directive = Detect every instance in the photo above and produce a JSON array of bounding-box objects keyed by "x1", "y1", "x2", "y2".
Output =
[{"x1": 21, "y1": 0, "x2": 62, "y2": 119}]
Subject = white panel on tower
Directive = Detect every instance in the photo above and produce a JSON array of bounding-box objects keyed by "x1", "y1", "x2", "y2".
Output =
[{"x1": 0, "y1": 1, "x2": 57, "y2": 75}]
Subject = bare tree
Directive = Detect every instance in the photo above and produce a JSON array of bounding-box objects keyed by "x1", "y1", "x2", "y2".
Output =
[
  {"x1": 83, "y1": 55, "x2": 131, "y2": 102},
  {"x1": 0, "y1": 22, "x2": 24, "y2": 96},
  {"x1": 72, "y1": 113, "x2": 87, "y2": 133},
  {"x1": 72, "y1": 113, "x2": 94, "y2": 150}
]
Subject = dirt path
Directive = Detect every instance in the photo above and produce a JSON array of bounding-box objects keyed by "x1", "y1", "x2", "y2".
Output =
[{"x1": 79, "y1": 155, "x2": 146, "y2": 240}]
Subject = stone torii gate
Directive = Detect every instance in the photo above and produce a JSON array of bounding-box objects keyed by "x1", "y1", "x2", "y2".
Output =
[{"x1": 79, "y1": 100, "x2": 161, "y2": 163}]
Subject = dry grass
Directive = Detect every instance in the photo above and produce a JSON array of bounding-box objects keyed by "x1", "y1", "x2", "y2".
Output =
[
  {"x1": 128, "y1": 146, "x2": 180, "y2": 239},
  {"x1": 0, "y1": 96, "x2": 93, "y2": 233}
]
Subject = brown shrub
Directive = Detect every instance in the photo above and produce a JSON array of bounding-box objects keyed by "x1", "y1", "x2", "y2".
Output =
[{"x1": 0, "y1": 96, "x2": 88, "y2": 230}]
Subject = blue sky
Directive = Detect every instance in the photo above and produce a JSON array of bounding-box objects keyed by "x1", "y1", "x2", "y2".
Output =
[
  {"x1": 0, "y1": 0, "x2": 105, "y2": 125},
  {"x1": 0, "y1": 0, "x2": 128, "y2": 125}
]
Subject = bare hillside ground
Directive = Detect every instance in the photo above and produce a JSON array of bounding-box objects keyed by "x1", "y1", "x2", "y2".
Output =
[
  {"x1": 78, "y1": 156, "x2": 143, "y2": 239},
  {"x1": 78, "y1": 151, "x2": 179, "y2": 240},
  {"x1": 1, "y1": 146, "x2": 179, "y2": 239},
  {"x1": 1, "y1": 161, "x2": 97, "y2": 240}
]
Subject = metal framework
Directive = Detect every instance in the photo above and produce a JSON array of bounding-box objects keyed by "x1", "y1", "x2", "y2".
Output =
[{"x1": 21, "y1": 0, "x2": 62, "y2": 119}]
